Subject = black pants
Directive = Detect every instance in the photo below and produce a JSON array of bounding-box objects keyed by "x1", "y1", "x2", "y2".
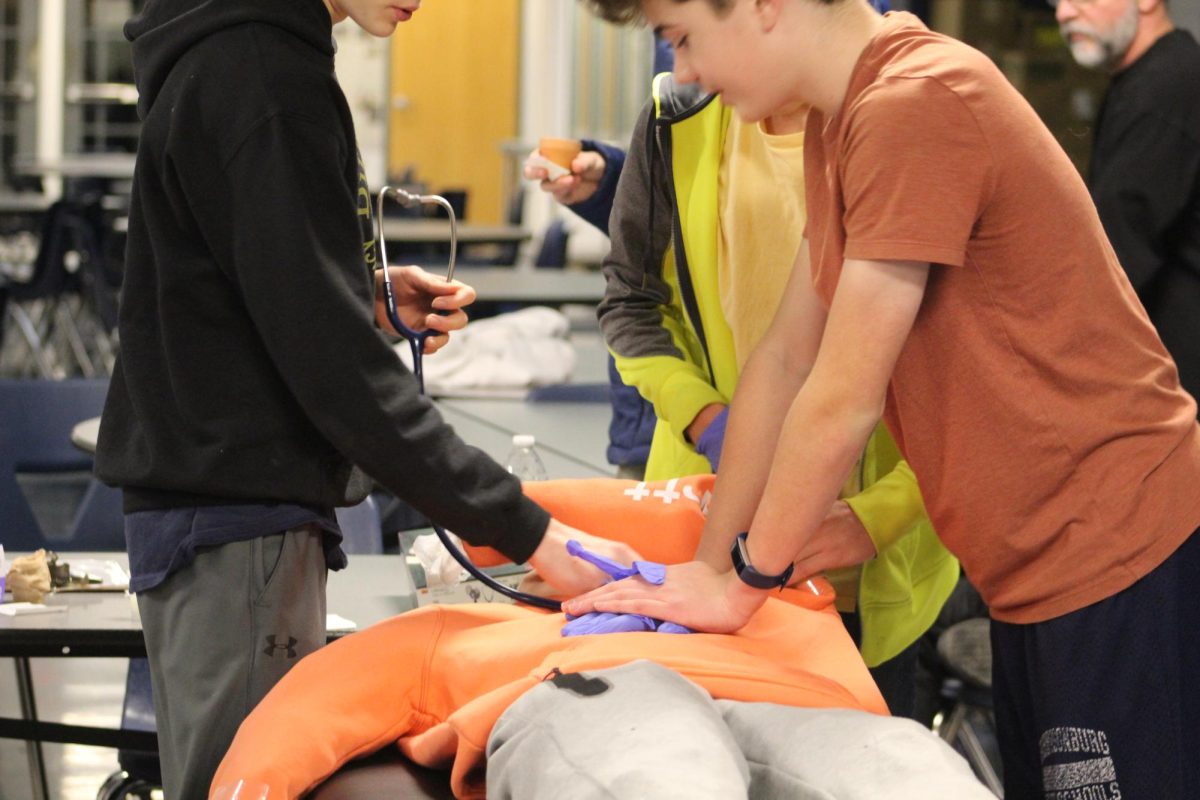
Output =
[
  {"x1": 991, "y1": 528, "x2": 1200, "y2": 800},
  {"x1": 840, "y1": 610, "x2": 920, "y2": 720},
  {"x1": 912, "y1": 576, "x2": 989, "y2": 726}
]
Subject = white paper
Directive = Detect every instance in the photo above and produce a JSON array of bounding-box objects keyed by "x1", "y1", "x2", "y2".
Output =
[
  {"x1": 0, "y1": 602, "x2": 67, "y2": 616},
  {"x1": 525, "y1": 153, "x2": 572, "y2": 182},
  {"x1": 325, "y1": 613, "x2": 357, "y2": 633}
]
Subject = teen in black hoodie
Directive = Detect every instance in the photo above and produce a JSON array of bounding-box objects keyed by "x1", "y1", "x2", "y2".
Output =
[{"x1": 98, "y1": 1, "x2": 634, "y2": 795}]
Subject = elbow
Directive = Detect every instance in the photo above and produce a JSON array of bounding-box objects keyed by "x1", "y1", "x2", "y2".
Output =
[
  {"x1": 802, "y1": 388, "x2": 884, "y2": 448},
  {"x1": 744, "y1": 341, "x2": 811, "y2": 392}
]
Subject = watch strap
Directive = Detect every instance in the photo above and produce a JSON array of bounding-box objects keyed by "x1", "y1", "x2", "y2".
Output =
[{"x1": 730, "y1": 532, "x2": 794, "y2": 590}]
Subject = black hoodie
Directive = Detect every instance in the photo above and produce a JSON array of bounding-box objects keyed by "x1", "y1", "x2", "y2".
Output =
[{"x1": 96, "y1": 0, "x2": 548, "y2": 563}]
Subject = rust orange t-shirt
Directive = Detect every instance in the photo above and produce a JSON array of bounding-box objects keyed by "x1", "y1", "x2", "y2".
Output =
[{"x1": 804, "y1": 13, "x2": 1200, "y2": 623}]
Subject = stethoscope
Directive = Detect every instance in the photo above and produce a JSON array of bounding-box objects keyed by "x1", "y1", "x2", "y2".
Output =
[{"x1": 375, "y1": 186, "x2": 562, "y2": 612}]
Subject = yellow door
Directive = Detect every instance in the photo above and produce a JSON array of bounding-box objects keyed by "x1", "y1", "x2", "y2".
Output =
[{"x1": 388, "y1": 1, "x2": 520, "y2": 224}]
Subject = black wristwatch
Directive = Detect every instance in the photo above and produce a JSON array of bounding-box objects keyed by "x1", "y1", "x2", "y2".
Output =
[{"x1": 730, "y1": 533, "x2": 794, "y2": 591}]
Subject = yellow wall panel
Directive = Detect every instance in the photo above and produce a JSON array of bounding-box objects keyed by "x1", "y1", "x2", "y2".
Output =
[{"x1": 388, "y1": 1, "x2": 520, "y2": 224}]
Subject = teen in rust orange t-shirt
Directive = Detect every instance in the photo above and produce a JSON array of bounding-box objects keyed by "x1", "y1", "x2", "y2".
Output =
[
  {"x1": 802, "y1": 15, "x2": 1200, "y2": 624},
  {"x1": 572, "y1": 3, "x2": 1200, "y2": 798}
]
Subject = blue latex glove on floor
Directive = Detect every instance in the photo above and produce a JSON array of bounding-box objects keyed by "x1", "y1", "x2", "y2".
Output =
[
  {"x1": 695, "y1": 406, "x2": 729, "y2": 473},
  {"x1": 562, "y1": 541, "x2": 692, "y2": 637}
]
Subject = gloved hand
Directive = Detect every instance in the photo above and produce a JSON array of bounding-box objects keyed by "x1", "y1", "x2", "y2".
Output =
[
  {"x1": 562, "y1": 612, "x2": 657, "y2": 636},
  {"x1": 560, "y1": 541, "x2": 692, "y2": 637},
  {"x1": 566, "y1": 539, "x2": 666, "y2": 584},
  {"x1": 694, "y1": 406, "x2": 729, "y2": 473},
  {"x1": 562, "y1": 611, "x2": 692, "y2": 636}
]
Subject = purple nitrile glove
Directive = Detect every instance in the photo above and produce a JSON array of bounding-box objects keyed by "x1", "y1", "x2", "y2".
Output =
[
  {"x1": 562, "y1": 612, "x2": 692, "y2": 637},
  {"x1": 694, "y1": 406, "x2": 728, "y2": 473},
  {"x1": 562, "y1": 612, "x2": 658, "y2": 636},
  {"x1": 561, "y1": 541, "x2": 691, "y2": 637},
  {"x1": 566, "y1": 540, "x2": 666, "y2": 585}
]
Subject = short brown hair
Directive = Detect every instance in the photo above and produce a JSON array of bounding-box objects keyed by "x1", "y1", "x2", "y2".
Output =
[
  {"x1": 580, "y1": 0, "x2": 839, "y2": 26},
  {"x1": 581, "y1": 0, "x2": 733, "y2": 25}
]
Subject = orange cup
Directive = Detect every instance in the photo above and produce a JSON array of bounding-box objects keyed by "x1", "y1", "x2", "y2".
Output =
[{"x1": 539, "y1": 137, "x2": 582, "y2": 171}]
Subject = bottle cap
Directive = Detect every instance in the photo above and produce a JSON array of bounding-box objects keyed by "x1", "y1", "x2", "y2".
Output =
[{"x1": 512, "y1": 434, "x2": 536, "y2": 448}]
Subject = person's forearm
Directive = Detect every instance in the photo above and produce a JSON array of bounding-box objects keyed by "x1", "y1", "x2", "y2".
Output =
[
  {"x1": 568, "y1": 140, "x2": 626, "y2": 236},
  {"x1": 694, "y1": 346, "x2": 806, "y2": 568},
  {"x1": 745, "y1": 385, "x2": 882, "y2": 577}
]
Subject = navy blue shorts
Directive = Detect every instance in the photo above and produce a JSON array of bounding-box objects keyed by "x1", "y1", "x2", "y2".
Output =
[{"x1": 990, "y1": 528, "x2": 1200, "y2": 799}]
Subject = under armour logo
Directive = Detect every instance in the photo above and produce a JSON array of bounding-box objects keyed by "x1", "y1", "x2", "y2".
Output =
[{"x1": 263, "y1": 635, "x2": 298, "y2": 658}]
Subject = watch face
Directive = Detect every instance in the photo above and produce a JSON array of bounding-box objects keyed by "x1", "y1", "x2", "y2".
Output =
[{"x1": 731, "y1": 532, "x2": 786, "y2": 590}]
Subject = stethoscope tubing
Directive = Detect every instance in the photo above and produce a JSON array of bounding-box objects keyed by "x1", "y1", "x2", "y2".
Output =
[{"x1": 376, "y1": 186, "x2": 562, "y2": 612}]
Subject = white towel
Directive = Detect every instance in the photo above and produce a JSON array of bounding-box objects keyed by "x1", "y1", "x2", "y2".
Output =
[
  {"x1": 410, "y1": 531, "x2": 467, "y2": 587},
  {"x1": 396, "y1": 306, "x2": 577, "y2": 395}
]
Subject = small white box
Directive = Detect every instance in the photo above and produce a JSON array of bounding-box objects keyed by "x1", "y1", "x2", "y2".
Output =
[{"x1": 415, "y1": 570, "x2": 530, "y2": 607}]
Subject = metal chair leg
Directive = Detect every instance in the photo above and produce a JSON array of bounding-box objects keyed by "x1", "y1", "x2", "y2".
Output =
[
  {"x1": 15, "y1": 656, "x2": 50, "y2": 800},
  {"x1": 958, "y1": 715, "x2": 1004, "y2": 797},
  {"x1": 938, "y1": 702, "x2": 966, "y2": 742},
  {"x1": 939, "y1": 703, "x2": 1003, "y2": 798},
  {"x1": 54, "y1": 299, "x2": 98, "y2": 378},
  {"x1": 7, "y1": 303, "x2": 58, "y2": 378}
]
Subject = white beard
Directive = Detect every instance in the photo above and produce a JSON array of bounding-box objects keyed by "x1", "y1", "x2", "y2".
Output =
[{"x1": 1061, "y1": 3, "x2": 1139, "y2": 71}]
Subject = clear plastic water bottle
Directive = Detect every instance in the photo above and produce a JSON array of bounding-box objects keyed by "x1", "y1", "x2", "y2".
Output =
[{"x1": 505, "y1": 434, "x2": 548, "y2": 481}]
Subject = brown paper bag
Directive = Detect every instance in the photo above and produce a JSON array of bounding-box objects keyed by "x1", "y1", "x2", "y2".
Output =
[{"x1": 6, "y1": 549, "x2": 52, "y2": 604}]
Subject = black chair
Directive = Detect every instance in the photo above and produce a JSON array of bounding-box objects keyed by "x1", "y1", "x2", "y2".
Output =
[
  {"x1": 936, "y1": 617, "x2": 1003, "y2": 795},
  {"x1": 4, "y1": 200, "x2": 113, "y2": 379},
  {"x1": 498, "y1": 186, "x2": 527, "y2": 265},
  {"x1": 533, "y1": 218, "x2": 570, "y2": 268},
  {"x1": 462, "y1": 186, "x2": 526, "y2": 267},
  {"x1": 0, "y1": 378, "x2": 123, "y2": 551},
  {"x1": 334, "y1": 494, "x2": 384, "y2": 555}
]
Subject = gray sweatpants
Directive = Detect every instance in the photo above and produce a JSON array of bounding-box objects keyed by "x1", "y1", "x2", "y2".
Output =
[
  {"x1": 487, "y1": 660, "x2": 994, "y2": 800},
  {"x1": 137, "y1": 526, "x2": 327, "y2": 800}
]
